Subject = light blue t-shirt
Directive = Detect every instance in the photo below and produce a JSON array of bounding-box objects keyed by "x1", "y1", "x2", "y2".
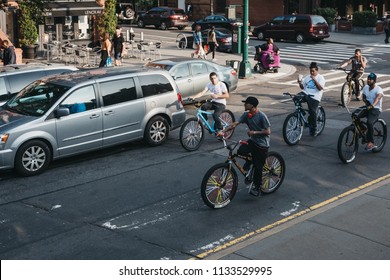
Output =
[
  {"x1": 239, "y1": 111, "x2": 271, "y2": 148},
  {"x1": 302, "y1": 73, "x2": 326, "y2": 102}
]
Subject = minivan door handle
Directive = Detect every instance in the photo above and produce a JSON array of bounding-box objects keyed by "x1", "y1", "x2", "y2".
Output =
[
  {"x1": 89, "y1": 114, "x2": 100, "y2": 119},
  {"x1": 187, "y1": 79, "x2": 192, "y2": 83},
  {"x1": 104, "y1": 110, "x2": 114, "y2": 116}
]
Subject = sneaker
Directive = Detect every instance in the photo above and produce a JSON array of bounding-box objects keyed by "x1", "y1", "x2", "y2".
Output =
[
  {"x1": 365, "y1": 143, "x2": 377, "y2": 151},
  {"x1": 310, "y1": 128, "x2": 318, "y2": 137},
  {"x1": 243, "y1": 161, "x2": 251, "y2": 172},
  {"x1": 212, "y1": 58, "x2": 217, "y2": 61},
  {"x1": 249, "y1": 185, "x2": 261, "y2": 197}
]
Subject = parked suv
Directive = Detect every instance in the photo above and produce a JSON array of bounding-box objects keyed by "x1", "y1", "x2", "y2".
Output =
[
  {"x1": 0, "y1": 67, "x2": 186, "y2": 176},
  {"x1": 252, "y1": 14, "x2": 330, "y2": 43},
  {"x1": 0, "y1": 63, "x2": 78, "y2": 105},
  {"x1": 137, "y1": 7, "x2": 188, "y2": 30}
]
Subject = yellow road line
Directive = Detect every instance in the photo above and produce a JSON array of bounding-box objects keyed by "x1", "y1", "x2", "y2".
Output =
[{"x1": 192, "y1": 173, "x2": 390, "y2": 260}]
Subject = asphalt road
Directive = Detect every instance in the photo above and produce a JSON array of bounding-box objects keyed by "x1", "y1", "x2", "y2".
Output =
[{"x1": 1, "y1": 36, "x2": 390, "y2": 260}]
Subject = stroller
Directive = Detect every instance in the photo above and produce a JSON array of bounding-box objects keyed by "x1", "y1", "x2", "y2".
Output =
[{"x1": 253, "y1": 45, "x2": 281, "y2": 74}]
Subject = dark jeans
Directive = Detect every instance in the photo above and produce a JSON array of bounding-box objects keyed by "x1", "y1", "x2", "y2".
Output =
[
  {"x1": 206, "y1": 42, "x2": 216, "y2": 59},
  {"x1": 354, "y1": 107, "x2": 380, "y2": 143},
  {"x1": 238, "y1": 140, "x2": 268, "y2": 188},
  {"x1": 299, "y1": 93, "x2": 320, "y2": 131},
  {"x1": 385, "y1": 29, "x2": 390, "y2": 43},
  {"x1": 200, "y1": 101, "x2": 225, "y2": 130},
  {"x1": 99, "y1": 50, "x2": 109, "y2": 67}
]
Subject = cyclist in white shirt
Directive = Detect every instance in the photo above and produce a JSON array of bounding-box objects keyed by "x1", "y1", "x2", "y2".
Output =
[
  {"x1": 360, "y1": 73, "x2": 384, "y2": 151},
  {"x1": 192, "y1": 72, "x2": 229, "y2": 131},
  {"x1": 297, "y1": 62, "x2": 326, "y2": 136}
]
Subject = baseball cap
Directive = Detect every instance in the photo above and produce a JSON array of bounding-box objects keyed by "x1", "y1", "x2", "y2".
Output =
[
  {"x1": 367, "y1": 73, "x2": 377, "y2": 82},
  {"x1": 242, "y1": 96, "x2": 259, "y2": 107}
]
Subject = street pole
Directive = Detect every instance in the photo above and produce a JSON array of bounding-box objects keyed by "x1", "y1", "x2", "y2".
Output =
[
  {"x1": 239, "y1": 0, "x2": 252, "y2": 79},
  {"x1": 210, "y1": 0, "x2": 214, "y2": 15}
]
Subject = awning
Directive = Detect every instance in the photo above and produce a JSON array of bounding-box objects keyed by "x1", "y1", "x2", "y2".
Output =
[{"x1": 45, "y1": 1, "x2": 104, "y2": 17}]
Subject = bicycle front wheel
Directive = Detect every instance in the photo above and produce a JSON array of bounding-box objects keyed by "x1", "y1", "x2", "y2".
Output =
[
  {"x1": 341, "y1": 82, "x2": 352, "y2": 107},
  {"x1": 337, "y1": 125, "x2": 358, "y2": 163},
  {"x1": 261, "y1": 151, "x2": 286, "y2": 194},
  {"x1": 179, "y1": 117, "x2": 204, "y2": 151},
  {"x1": 316, "y1": 106, "x2": 326, "y2": 136},
  {"x1": 283, "y1": 113, "x2": 303, "y2": 145},
  {"x1": 201, "y1": 163, "x2": 238, "y2": 209},
  {"x1": 372, "y1": 119, "x2": 387, "y2": 153},
  {"x1": 220, "y1": 109, "x2": 236, "y2": 139}
]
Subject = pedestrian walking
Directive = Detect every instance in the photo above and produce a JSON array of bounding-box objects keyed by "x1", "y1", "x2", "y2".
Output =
[
  {"x1": 191, "y1": 24, "x2": 205, "y2": 59},
  {"x1": 384, "y1": 15, "x2": 390, "y2": 44},
  {"x1": 206, "y1": 26, "x2": 218, "y2": 61},
  {"x1": 112, "y1": 27, "x2": 125, "y2": 66},
  {"x1": 1, "y1": 40, "x2": 16, "y2": 65},
  {"x1": 99, "y1": 32, "x2": 112, "y2": 67}
]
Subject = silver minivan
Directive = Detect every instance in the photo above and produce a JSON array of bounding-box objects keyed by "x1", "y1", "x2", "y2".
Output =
[{"x1": 0, "y1": 67, "x2": 186, "y2": 176}]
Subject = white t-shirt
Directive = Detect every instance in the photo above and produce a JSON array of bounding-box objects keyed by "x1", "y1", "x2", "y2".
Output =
[
  {"x1": 206, "y1": 82, "x2": 228, "y2": 105},
  {"x1": 302, "y1": 74, "x2": 326, "y2": 102},
  {"x1": 363, "y1": 84, "x2": 383, "y2": 112}
]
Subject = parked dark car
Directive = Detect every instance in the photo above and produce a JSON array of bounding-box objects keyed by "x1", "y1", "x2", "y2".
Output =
[
  {"x1": 144, "y1": 58, "x2": 238, "y2": 98},
  {"x1": 0, "y1": 63, "x2": 78, "y2": 106},
  {"x1": 180, "y1": 28, "x2": 232, "y2": 52},
  {"x1": 137, "y1": 7, "x2": 188, "y2": 30},
  {"x1": 252, "y1": 14, "x2": 330, "y2": 43},
  {"x1": 191, "y1": 15, "x2": 245, "y2": 31}
]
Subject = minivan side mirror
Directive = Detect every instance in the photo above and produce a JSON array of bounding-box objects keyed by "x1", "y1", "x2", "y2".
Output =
[{"x1": 55, "y1": 107, "x2": 70, "y2": 118}]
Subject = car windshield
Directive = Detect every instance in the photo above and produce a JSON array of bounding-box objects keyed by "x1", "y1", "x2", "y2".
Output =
[
  {"x1": 144, "y1": 62, "x2": 173, "y2": 71},
  {"x1": 172, "y1": 9, "x2": 185, "y2": 15},
  {"x1": 311, "y1": 16, "x2": 327, "y2": 25},
  {"x1": 4, "y1": 81, "x2": 70, "y2": 117}
]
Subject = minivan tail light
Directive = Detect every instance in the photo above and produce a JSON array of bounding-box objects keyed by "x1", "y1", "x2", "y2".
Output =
[
  {"x1": 231, "y1": 70, "x2": 237, "y2": 76},
  {"x1": 309, "y1": 26, "x2": 314, "y2": 33},
  {"x1": 177, "y1": 92, "x2": 183, "y2": 105}
]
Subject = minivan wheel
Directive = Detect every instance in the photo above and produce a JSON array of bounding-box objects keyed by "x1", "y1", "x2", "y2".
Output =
[
  {"x1": 296, "y1": 33, "x2": 305, "y2": 43},
  {"x1": 257, "y1": 31, "x2": 265, "y2": 40},
  {"x1": 144, "y1": 116, "x2": 170, "y2": 146},
  {"x1": 15, "y1": 140, "x2": 51, "y2": 176}
]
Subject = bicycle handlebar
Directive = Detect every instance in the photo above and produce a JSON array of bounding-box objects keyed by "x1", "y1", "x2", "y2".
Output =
[{"x1": 182, "y1": 98, "x2": 211, "y2": 107}]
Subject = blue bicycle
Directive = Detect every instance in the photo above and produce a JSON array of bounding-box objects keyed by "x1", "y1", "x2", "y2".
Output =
[{"x1": 180, "y1": 99, "x2": 235, "y2": 151}]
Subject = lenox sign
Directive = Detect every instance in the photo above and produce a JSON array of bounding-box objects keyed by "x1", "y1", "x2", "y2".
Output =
[{"x1": 85, "y1": 10, "x2": 102, "y2": 15}]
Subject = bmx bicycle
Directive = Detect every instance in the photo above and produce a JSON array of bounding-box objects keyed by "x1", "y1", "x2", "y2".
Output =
[
  {"x1": 200, "y1": 137, "x2": 285, "y2": 209},
  {"x1": 337, "y1": 104, "x2": 387, "y2": 163},
  {"x1": 282, "y1": 92, "x2": 326, "y2": 145},
  {"x1": 180, "y1": 99, "x2": 235, "y2": 151},
  {"x1": 337, "y1": 68, "x2": 365, "y2": 107}
]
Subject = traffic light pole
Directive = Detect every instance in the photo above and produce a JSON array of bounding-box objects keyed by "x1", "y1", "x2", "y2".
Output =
[{"x1": 239, "y1": 0, "x2": 252, "y2": 79}]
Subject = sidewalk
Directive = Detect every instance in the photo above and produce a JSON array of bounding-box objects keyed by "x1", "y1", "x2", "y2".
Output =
[{"x1": 203, "y1": 176, "x2": 390, "y2": 260}]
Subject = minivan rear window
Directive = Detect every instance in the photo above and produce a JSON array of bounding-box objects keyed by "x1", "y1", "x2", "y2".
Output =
[
  {"x1": 172, "y1": 9, "x2": 185, "y2": 15},
  {"x1": 311, "y1": 16, "x2": 327, "y2": 25},
  {"x1": 139, "y1": 74, "x2": 173, "y2": 97}
]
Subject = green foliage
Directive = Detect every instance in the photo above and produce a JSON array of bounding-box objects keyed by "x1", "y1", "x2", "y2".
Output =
[
  {"x1": 314, "y1": 7, "x2": 337, "y2": 24},
  {"x1": 98, "y1": 0, "x2": 118, "y2": 36},
  {"x1": 352, "y1": 10, "x2": 377, "y2": 27},
  {"x1": 18, "y1": 1, "x2": 38, "y2": 46}
]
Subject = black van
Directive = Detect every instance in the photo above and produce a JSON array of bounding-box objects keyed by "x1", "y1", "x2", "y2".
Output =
[{"x1": 252, "y1": 14, "x2": 330, "y2": 43}]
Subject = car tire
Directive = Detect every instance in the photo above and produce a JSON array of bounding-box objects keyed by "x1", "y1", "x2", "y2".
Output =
[
  {"x1": 160, "y1": 22, "x2": 168, "y2": 30},
  {"x1": 144, "y1": 116, "x2": 170, "y2": 146},
  {"x1": 296, "y1": 33, "x2": 305, "y2": 43},
  {"x1": 124, "y1": 7, "x2": 135, "y2": 19},
  {"x1": 257, "y1": 31, "x2": 265, "y2": 40},
  {"x1": 14, "y1": 140, "x2": 52, "y2": 176},
  {"x1": 137, "y1": 19, "x2": 145, "y2": 28},
  {"x1": 178, "y1": 26, "x2": 185, "y2": 30}
]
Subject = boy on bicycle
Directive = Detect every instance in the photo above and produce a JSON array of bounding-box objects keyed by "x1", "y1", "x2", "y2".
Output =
[
  {"x1": 359, "y1": 73, "x2": 384, "y2": 151},
  {"x1": 218, "y1": 96, "x2": 271, "y2": 197},
  {"x1": 297, "y1": 62, "x2": 326, "y2": 136},
  {"x1": 192, "y1": 72, "x2": 229, "y2": 132},
  {"x1": 339, "y1": 49, "x2": 367, "y2": 100}
]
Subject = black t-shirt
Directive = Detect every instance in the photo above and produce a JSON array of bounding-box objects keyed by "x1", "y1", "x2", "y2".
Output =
[{"x1": 113, "y1": 34, "x2": 124, "y2": 53}]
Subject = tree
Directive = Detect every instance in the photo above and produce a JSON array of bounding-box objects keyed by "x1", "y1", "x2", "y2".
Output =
[{"x1": 98, "y1": 0, "x2": 117, "y2": 36}]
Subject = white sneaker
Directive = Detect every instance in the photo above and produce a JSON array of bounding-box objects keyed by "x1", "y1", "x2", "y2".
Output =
[{"x1": 212, "y1": 58, "x2": 217, "y2": 61}]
